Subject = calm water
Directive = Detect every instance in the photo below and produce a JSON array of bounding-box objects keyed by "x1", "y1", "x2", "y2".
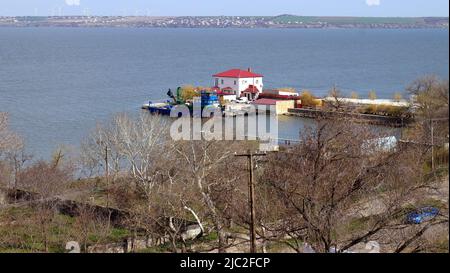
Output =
[{"x1": 0, "y1": 28, "x2": 448, "y2": 158}]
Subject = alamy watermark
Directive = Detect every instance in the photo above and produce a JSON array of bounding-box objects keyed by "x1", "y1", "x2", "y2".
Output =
[{"x1": 168, "y1": 99, "x2": 279, "y2": 151}]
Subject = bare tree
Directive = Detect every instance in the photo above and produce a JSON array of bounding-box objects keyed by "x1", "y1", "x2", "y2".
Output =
[
  {"x1": 81, "y1": 113, "x2": 171, "y2": 205},
  {"x1": 261, "y1": 118, "x2": 446, "y2": 253},
  {"x1": 174, "y1": 140, "x2": 248, "y2": 253},
  {"x1": 327, "y1": 85, "x2": 345, "y2": 111},
  {"x1": 82, "y1": 113, "x2": 206, "y2": 252},
  {"x1": 80, "y1": 122, "x2": 123, "y2": 179},
  {"x1": 405, "y1": 76, "x2": 449, "y2": 171},
  {"x1": 0, "y1": 113, "x2": 25, "y2": 190},
  {"x1": 406, "y1": 76, "x2": 449, "y2": 145},
  {"x1": 407, "y1": 75, "x2": 449, "y2": 121},
  {"x1": 14, "y1": 158, "x2": 73, "y2": 252},
  {"x1": 72, "y1": 203, "x2": 112, "y2": 252},
  {"x1": 0, "y1": 113, "x2": 23, "y2": 155}
]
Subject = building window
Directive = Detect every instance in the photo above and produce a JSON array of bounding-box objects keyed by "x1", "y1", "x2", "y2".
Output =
[
  {"x1": 256, "y1": 80, "x2": 259, "y2": 84},
  {"x1": 215, "y1": 78, "x2": 219, "y2": 86},
  {"x1": 221, "y1": 79, "x2": 224, "y2": 84},
  {"x1": 234, "y1": 80, "x2": 237, "y2": 85}
]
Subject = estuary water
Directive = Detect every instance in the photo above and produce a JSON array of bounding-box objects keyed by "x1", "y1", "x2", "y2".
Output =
[{"x1": 0, "y1": 27, "x2": 448, "y2": 158}]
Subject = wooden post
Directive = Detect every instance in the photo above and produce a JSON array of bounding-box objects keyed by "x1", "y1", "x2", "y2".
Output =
[
  {"x1": 248, "y1": 152, "x2": 256, "y2": 253},
  {"x1": 235, "y1": 150, "x2": 266, "y2": 253},
  {"x1": 431, "y1": 119, "x2": 435, "y2": 171},
  {"x1": 105, "y1": 144, "x2": 109, "y2": 207}
]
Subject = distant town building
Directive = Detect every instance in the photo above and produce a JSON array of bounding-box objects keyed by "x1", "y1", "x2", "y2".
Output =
[{"x1": 213, "y1": 68, "x2": 264, "y2": 100}]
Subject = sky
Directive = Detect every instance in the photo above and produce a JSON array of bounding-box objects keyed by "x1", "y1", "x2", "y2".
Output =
[{"x1": 0, "y1": 0, "x2": 448, "y2": 17}]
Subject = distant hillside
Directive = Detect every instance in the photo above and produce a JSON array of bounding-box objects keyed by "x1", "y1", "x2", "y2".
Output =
[
  {"x1": 271, "y1": 14, "x2": 447, "y2": 25},
  {"x1": 0, "y1": 15, "x2": 448, "y2": 28}
]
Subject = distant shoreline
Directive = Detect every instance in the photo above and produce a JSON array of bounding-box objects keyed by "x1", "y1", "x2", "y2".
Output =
[{"x1": 0, "y1": 15, "x2": 448, "y2": 29}]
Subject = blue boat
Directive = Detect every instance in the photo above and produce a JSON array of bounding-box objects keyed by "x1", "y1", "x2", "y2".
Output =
[
  {"x1": 144, "y1": 100, "x2": 174, "y2": 115},
  {"x1": 143, "y1": 89, "x2": 222, "y2": 117}
]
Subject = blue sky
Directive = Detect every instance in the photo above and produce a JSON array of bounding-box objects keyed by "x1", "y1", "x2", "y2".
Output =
[{"x1": 0, "y1": 0, "x2": 448, "y2": 17}]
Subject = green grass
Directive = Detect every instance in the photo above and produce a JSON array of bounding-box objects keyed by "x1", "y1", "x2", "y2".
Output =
[
  {"x1": 345, "y1": 217, "x2": 372, "y2": 234},
  {"x1": 108, "y1": 228, "x2": 131, "y2": 242},
  {"x1": 136, "y1": 243, "x2": 173, "y2": 253},
  {"x1": 0, "y1": 211, "x2": 73, "y2": 253},
  {"x1": 199, "y1": 232, "x2": 218, "y2": 242},
  {"x1": 0, "y1": 206, "x2": 132, "y2": 253},
  {"x1": 435, "y1": 238, "x2": 449, "y2": 253},
  {"x1": 416, "y1": 198, "x2": 447, "y2": 210},
  {"x1": 266, "y1": 238, "x2": 301, "y2": 253},
  {"x1": 0, "y1": 248, "x2": 35, "y2": 253}
]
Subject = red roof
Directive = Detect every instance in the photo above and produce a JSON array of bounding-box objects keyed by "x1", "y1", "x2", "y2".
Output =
[
  {"x1": 252, "y1": 98, "x2": 278, "y2": 106},
  {"x1": 242, "y1": 85, "x2": 260, "y2": 94},
  {"x1": 213, "y1": 69, "x2": 263, "y2": 78},
  {"x1": 259, "y1": 93, "x2": 301, "y2": 100},
  {"x1": 217, "y1": 91, "x2": 236, "y2": 95}
]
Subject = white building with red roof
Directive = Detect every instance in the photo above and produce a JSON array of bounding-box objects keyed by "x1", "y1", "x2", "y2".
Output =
[{"x1": 213, "y1": 68, "x2": 264, "y2": 100}]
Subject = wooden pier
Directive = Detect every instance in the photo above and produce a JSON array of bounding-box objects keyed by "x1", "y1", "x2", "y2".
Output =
[{"x1": 286, "y1": 108, "x2": 413, "y2": 127}]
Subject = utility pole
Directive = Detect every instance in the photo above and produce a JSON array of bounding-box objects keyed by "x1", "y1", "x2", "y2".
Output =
[
  {"x1": 104, "y1": 144, "x2": 113, "y2": 229},
  {"x1": 105, "y1": 144, "x2": 109, "y2": 207},
  {"x1": 426, "y1": 117, "x2": 449, "y2": 171},
  {"x1": 430, "y1": 119, "x2": 434, "y2": 171},
  {"x1": 13, "y1": 155, "x2": 18, "y2": 202},
  {"x1": 235, "y1": 150, "x2": 266, "y2": 253}
]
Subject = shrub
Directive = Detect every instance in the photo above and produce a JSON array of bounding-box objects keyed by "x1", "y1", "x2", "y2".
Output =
[
  {"x1": 368, "y1": 90, "x2": 377, "y2": 100},
  {"x1": 300, "y1": 90, "x2": 321, "y2": 107},
  {"x1": 362, "y1": 105, "x2": 378, "y2": 114},
  {"x1": 350, "y1": 92, "x2": 359, "y2": 99},
  {"x1": 180, "y1": 85, "x2": 199, "y2": 101},
  {"x1": 393, "y1": 92, "x2": 403, "y2": 102}
]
